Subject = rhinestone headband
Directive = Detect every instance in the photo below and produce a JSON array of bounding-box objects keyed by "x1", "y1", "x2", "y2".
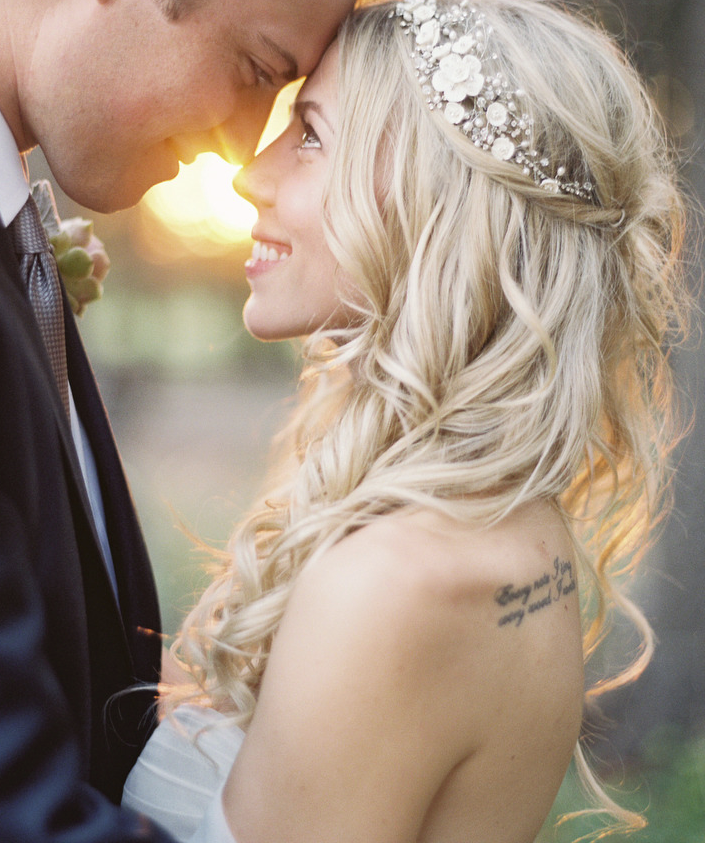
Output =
[{"x1": 393, "y1": 0, "x2": 595, "y2": 200}]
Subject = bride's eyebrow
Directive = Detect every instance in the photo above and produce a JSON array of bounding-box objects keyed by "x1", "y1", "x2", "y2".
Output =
[{"x1": 291, "y1": 100, "x2": 333, "y2": 133}]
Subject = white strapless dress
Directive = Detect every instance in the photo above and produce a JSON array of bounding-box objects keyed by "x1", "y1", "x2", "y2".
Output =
[{"x1": 122, "y1": 704, "x2": 243, "y2": 843}]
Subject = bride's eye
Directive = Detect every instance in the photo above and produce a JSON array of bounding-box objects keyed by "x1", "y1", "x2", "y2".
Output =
[{"x1": 300, "y1": 120, "x2": 321, "y2": 150}]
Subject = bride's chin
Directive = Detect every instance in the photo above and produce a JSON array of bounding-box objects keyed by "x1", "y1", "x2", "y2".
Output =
[{"x1": 242, "y1": 301, "x2": 286, "y2": 343}]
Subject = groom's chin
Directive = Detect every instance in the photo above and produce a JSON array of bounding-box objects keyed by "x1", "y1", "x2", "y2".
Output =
[{"x1": 51, "y1": 149, "x2": 181, "y2": 213}]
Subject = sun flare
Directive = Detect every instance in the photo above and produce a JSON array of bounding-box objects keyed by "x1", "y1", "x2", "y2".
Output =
[
  {"x1": 139, "y1": 82, "x2": 301, "y2": 261},
  {"x1": 141, "y1": 154, "x2": 255, "y2": 251}
]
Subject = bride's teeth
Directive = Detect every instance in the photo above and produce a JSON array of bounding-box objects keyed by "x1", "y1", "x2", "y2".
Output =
[{"x1": 250, "y1": 241, "x2": 290, "y2": 264}]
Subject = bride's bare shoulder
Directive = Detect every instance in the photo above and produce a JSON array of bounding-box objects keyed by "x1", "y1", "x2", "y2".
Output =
[
  {"x1": 282, "y1": 501, "x2": 583, "y2": 757},
  {"x1": 292, "y1": 500, "x2": 583, "y2": 694},
  {"x1": 311, "y1": 500, "x2": 577, "y2": 609}
]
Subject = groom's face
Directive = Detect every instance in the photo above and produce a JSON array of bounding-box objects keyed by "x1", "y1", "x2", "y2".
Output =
[{"x1": 23, "y1": 0, "x2": 353, "y2": 212}]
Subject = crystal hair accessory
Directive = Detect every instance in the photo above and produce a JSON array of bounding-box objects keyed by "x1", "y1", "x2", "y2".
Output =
[{"x1": 393, "y1": 0, "x2": 595, "y2": 200}]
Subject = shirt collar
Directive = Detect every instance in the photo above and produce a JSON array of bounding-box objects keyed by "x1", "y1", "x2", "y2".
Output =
[{"x1": 0, "y1": 111, "x2": 30, "y2": 227}]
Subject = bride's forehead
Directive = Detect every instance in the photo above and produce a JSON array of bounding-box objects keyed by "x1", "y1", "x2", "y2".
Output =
[{"x1": 297, "y1": 41, "x2": 339, "y2": 99}]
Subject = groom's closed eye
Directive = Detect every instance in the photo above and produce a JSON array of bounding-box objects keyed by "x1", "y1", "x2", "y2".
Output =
[{"x1": 256, "y1": 33, "x2": 300, "y2": 84}]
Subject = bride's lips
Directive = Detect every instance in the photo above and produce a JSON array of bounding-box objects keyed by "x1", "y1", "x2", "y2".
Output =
[{"x1": 244, "y1": 238, "x2": 292, "y2": 278}]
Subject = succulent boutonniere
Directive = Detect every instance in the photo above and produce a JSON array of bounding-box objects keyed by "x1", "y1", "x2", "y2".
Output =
[{"x1": 31, "y1": 180, "x2": 111, "y2": 316}]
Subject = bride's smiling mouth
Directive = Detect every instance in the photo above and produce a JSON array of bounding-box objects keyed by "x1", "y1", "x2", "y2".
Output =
[{"x1": 244, "y1": 240, "x2": 292, "y2": 275}]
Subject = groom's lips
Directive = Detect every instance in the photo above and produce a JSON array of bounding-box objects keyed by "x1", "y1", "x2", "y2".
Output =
[
  {"x1": 176, "y1": 149, "x2": 198, "y2": 166},
  {"x1": 167, "y1": 131, "x2": 237, "y2": 167},
  {"x1": 164, "y1": 139, "x2": 195, "y2": 167}
]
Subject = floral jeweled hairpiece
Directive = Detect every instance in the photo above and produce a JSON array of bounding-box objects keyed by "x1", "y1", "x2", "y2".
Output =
[{"x1": 392, "y1": 0, "x2": 595, "y2": 200}]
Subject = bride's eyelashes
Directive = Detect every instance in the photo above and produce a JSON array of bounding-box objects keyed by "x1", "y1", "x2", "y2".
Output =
[
  {"x1": 289, "y1": 102, "x2": 328, "y2": 152},
  {"x1": 299, "y1": 119, "x2": 322, "y2": 150}
]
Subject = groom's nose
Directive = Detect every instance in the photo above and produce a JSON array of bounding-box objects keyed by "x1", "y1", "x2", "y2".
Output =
[
  {"x1": 217, "y1": 89, "x2": 280, "y2": 165},
  {"x1": 171, "y1": 89, "x2": 278, "y2": 167}
]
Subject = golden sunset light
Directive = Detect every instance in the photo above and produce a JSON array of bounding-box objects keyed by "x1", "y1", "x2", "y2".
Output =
[
  {"x1": 138, "y1": 81, "x2": 302, "y2": 261},
  {"x1": 141, "y1": 153, "x2": 255, "y2": 255}
]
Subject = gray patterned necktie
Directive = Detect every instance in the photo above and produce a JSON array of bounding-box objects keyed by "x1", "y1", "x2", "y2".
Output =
[{"x1": 9, "y1": 193, "x2": 70, "y2": 417}]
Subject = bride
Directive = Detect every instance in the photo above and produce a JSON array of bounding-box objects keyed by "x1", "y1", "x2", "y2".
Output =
[{"x1": 122, "y1": 1, "x2": 687, "y2": 841}]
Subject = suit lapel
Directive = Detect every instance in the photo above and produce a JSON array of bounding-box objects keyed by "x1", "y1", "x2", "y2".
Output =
[
  {"x1": 2, "y1": 219, "x2": 161, "y2": 791},
  {"x1": 8, "y1": 223, "x2": 115, "y2": 555},
  {"x1": 63, "y1": 293, "x2": 162, "y2": 677},
  {"x1": 0, "y1": 223, "x2": 132, "y2": 655},
  {"x1": 2, "y1": 220, "x2": 161, "y2": 678}
]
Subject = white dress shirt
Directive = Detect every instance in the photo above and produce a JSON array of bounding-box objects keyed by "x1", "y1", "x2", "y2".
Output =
[{"x1": 0, "y1": 112, "x2": 119, "y2": 598}]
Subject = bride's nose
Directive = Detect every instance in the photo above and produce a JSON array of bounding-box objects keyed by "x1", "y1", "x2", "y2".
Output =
[{"x1": 233, "y1": 158, "x2": 274, "y2": 208}]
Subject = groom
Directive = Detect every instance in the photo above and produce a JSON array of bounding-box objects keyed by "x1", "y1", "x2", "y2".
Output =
[{"x1": 0, "y1": 0, "x2": 352, "y2": 840}]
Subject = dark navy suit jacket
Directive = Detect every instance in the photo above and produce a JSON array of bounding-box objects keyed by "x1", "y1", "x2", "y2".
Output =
[{"x1": 0, "y1": 222, "x2": 175, "y2": 841}]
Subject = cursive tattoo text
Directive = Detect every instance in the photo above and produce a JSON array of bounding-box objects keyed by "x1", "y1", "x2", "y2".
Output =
[{"x1": 495, "y1": 557, "x2": 576, "y2": 628}]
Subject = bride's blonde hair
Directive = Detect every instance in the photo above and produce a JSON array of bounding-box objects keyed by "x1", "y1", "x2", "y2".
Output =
[{"x1": 172, "y1": 0, "x2": 687, "y2": 833}]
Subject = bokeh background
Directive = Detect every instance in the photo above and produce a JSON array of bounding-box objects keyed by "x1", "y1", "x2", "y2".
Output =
[{"x1": 31, "y1": 1, "x2": 704, "y2": 838}]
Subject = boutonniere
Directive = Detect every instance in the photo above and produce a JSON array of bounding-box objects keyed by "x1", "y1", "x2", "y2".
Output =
[{"x1": 31, "y1": 180, "x2": 111, "y2": 317}]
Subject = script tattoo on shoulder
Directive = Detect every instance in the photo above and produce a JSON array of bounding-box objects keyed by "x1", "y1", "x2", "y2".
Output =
[{"x1": 494, "y1": 557, "x2": 576, "y2": 628}]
